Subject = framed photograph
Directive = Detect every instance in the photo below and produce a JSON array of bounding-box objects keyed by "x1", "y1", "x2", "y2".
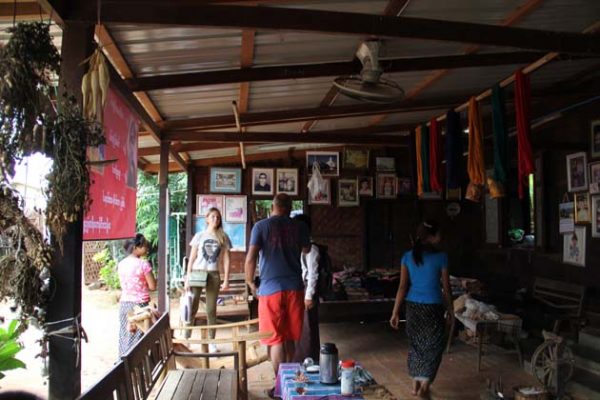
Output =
[
  {"x1": 358, "y1": 176, "x2": 373, "y2": 196},
  {"x1": 222, "y1": 222, "x2": 246, "y2": 252},
  {"x1": 308, "y1": 178, "x2": 331, "y2": 205},
  {"x1": 559, "y1": 201, "x2": 575, "y2": 234},
  {"x1": 563, "y1": 225, "x2": 586, "y2": 267},
  {"x1": 566, "y1": 152, "x2": 588, "y2": 192},
  {"x1": 376, "y1": 157, "x2": 395, "y2": 172},
  {"x1": 446, "y1": 187, "x2": 461, "y2": 201},
  {"x1": 251, "y1": 168, "x2": 274, "y2": 196},
  {"x1": 210, "y1": 167, "x2": 242, "y2": 193},
  {"x1": 193, "y1": 216, "x2": 206, "y2": 234},
  {"x1": 589, "y1": 162, "x2": 600, "y2": 194},
  {"x1": 591, "y1": 120, "x2": 600, "y2": 158},
  {"x1": 306, "y1": 151, "x2": 339, "y2": 176},
  {"x1": 344, "y1": 148, "x2": 369, "y2": 169},
  {"x1": 197, "y1": 194, "x2": 223, "y2": 216},
  {"x1": 338, "y1": 179, "x2": 359, "y2": 206},
  {"x1": 574, "y1": 192, "x2": 591, "y2": 223},
  {"x1": 376, "y1": 173, "x2": 397, "y2": 199},
  {"x1": 276, "y1": 168, "x2": 299, "y2": 196},
  {"x1": 397, "y1": 177, "x2": 413, "y2": 195},
  {"x1": 592, "y1": 195, "x2": 600, "y2": 238},
  {"x1": 224, "y1": 195, "x2": 247, "y2": 223}
]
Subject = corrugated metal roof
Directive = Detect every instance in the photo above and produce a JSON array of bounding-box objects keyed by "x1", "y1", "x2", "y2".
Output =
[{"x1": 515, "y1": 0, "x2": 600, "y2": 32}]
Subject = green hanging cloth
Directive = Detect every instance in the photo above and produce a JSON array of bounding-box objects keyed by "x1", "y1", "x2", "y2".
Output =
[
  {"x1": 421, "y1": 123, "x2": 431, "y2": 193},
  {"x1": 491, "y1": 84, "x2": 508, "y2": 183}
]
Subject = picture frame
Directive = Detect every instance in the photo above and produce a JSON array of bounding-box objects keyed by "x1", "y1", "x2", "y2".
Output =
[
  {"x1": 338, "y1": 179, "x2": 359, "y2": 206},
  {"x1": 306, "y1": 151, "x2": 339, "y2": 176},
  {"x1": 574, "y1": 192, "x2": 591, "y2": 223},
  {"x1": 397, "y1": 177, "x2": 413, "y2": 195},
  {"x1": 251, "y1": 168, "x2": 274, "y2": 196},
  {"x1": 276, "y1": 168, "x2": 299, "y2": 196},
  {"x1": 559, "y1": 201, "x2": 575, "y2": 234},
  {"x1": 193, "y1": 216, "x2": 206, "y2": 234},
  {"x1": 376, "y1": 157, "x2": 395, "y2": 172},
  {"x1": 196, "y1": 194, "x2": 223, "y2": 216},
  {"x1": 591, "y1": 120, "x2": 600, "y2": 159},
  {"x1": 224, "y1": 195, "x2": 247, "y2": 223},
  {"x1": 563, "y1": 225, "x2": 586, "y2": 267},
  {"x1": 446, "y1": 187, "x2": 462, "y2": 201},
  {"x1": 358, "y1": 176, "x2": 373, "y2": 196},
  {"x1": 566, "y1": 152, "x2": 588, "y2": 192},
  {"x1": 343, "y1": 148, "x2": 369, "y2": 169},
  {"x1": 308, "y1": 178, "x2": 331, "y2": 205},
  {"x1": 210, "y1": 167, "x2": 242, "y2": 193},
  {"x1": 222, "y1": 222, "x2": 247, "y2": 252},
  {"x1": 592, "y1": 195, "x2": 600, "y2": 238},
  {"x1": 589, "y1": 162, "x2": 600, "y2": 194},
  {"x1": 376, "y1": 173, "x2": 397, "y2": 199}
]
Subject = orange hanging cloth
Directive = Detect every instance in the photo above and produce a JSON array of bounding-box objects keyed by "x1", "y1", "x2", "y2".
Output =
[
  {"x1": 515, "y1": 70, "x2": 535, "y2": 199},
  {"x1": 415, "y1": 125, "x2": 424, "y2": 196},
  {"x1": 429, "y1": 118, "x2": 443, "y2": 192},
  {"x1": 467, "y1": 96, "x2": 486, "y2": 186}
]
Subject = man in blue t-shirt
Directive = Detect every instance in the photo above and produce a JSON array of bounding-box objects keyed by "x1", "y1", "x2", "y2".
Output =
[{"x1": 245, "y1": 193, "x2": 311, "y2": 386}]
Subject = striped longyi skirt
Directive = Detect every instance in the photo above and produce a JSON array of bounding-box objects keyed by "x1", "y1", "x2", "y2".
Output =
[
  {"x1": 119, "y1": 301, "x2": 148, "y2": 356},
  {"x1": 405, "y1": 301, "x2": 446, "y2": 382}
]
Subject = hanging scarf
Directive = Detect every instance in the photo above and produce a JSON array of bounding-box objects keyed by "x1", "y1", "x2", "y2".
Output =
[
  {"x1": 515, "y1": 70, "x2": 535, "y2": 199},
  {"x1": 491, "y1": 84, "x2": 508, "y2": 184},
  {"x1": 467, "y1": 97, "x2": 486, "y2": 185},
  {"x1": 445, "y1": 110, "x2": 462, "y2": 190},
  {"x1": 421, "y1": 123, "x2": 431, "y2": 193},
  {"x1": 415, "y1": 126, "x2": 423, "y2": 196},
  {"x1": 429, "y1": 118, "x2": 443, "y2": 192}
]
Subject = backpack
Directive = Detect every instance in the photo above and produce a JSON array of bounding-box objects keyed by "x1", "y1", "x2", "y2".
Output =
[{"x1": 313, "y1": 242, "x2": 333, "y2": 298}]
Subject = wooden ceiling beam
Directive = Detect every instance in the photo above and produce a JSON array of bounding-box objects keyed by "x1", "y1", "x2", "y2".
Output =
[
  {"x1": 65, "y1": 3, "x2": 600, "y2": 55},
  {"x1": 0, "y1": 2, "x2": 45, "y2": 20},
  {"x1": 162, "y1": 98, "x2": 455, "y2": 131},
  {"x1": 138, "y1": 142, "x2": 247, "y2": 156},
  {"x1": 126, "y1": 52, "x2": 554, "y2": 91}
]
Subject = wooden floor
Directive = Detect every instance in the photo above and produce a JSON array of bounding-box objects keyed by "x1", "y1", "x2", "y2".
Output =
[{"x1": 247, "y1": 320, "x2": 538, "y2": 400}]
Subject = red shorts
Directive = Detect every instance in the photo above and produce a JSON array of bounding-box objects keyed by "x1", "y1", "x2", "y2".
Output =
[{"x1": 258, "y1": 290, "x2": 305, "y2": 346}]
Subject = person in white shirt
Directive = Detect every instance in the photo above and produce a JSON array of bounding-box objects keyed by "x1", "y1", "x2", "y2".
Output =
[{"x1": 292, "y1": 214, "x2": 321, "y2": 362}]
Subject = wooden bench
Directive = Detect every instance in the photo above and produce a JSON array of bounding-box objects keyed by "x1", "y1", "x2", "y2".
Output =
[
  {"x1": 532, "y1": 277, "x2": 586, "y2": 335},
  {"x1": 193, "y1": 273, "x2": 253, "y2": 324}
]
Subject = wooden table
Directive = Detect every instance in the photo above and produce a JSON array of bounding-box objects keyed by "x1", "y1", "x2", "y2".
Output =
[{"x1": 155, "y1": 369, "x2": 237, "y2": 400}]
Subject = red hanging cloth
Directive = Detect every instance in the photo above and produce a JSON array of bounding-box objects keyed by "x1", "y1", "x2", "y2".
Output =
[
  {"x1": 514, "y1": 70, "x2": 535, "y2": 199},
  {"x1": 429, "y1": 118, "x2": 443, "y2": 192}
]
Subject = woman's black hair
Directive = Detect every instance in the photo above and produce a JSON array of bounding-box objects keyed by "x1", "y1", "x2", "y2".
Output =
[
  {"x1": 412, "y1": 220, "x2": 440, "y2": 266},
  {"x1": 124, "y1": 233, "x2": 148, "y2": 254},
  {"x1": 293, "y1": 213, "x2": 311, "y2": 232}
]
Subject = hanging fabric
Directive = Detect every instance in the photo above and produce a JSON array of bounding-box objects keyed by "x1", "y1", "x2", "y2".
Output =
[
  {"x1": 515, "y1": 70, "x2": 535, "y2": 199},
  {"x1": 415, "y1": 125, "x2": 423, "y2": 196},
  {"x1": 445, "y1": 110, "x2": 462, "y2": 190},
  {"x1": 429, "y1": 118, "x2": 443, "y2": 192},
  {"x1": 466, "y1": 97, "x2": 485, "y2": 202},
  {"x1": 420, "y1": 123, "x2": 431, "y2": 193}
]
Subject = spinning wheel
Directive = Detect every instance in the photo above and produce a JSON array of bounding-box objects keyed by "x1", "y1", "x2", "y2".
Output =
[{"x1": 531, "y1": 332, "x2": 574, "y2": 396}]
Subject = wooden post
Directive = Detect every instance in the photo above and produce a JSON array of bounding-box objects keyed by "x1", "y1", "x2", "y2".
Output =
[
  {"x1": 47, "y1": 21, "x2": 95, "y2": 400},
  {"x1": 158, "y1": 140, "x2": 169, "y2": 312},
  {"x1": 185, "y1": 168, "x2": 194, "y2": 261}
]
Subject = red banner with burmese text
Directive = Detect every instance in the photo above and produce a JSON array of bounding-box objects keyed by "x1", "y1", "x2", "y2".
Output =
[{"x1": 83, "y1": 86, "x2": 139, "y2": 240}]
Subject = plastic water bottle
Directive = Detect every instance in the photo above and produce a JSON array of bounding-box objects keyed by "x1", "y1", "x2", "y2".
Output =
[{"x1": 340, "y1": 360, "x2": 355, "y2": 395}]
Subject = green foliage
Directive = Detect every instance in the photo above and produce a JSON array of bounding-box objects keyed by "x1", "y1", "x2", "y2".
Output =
[
  {"x1": 0, "y1": 320, "x2": 26, "y2": 379},
  {"x1": 93, "y1": 248, "x2": 120, "y2": 290}
]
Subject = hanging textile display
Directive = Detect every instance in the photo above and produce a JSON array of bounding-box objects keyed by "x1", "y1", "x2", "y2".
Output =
[
  {"x1": 415, "y1": 125, "x2": 423, "y2": 196},
  {"x1": 445, "y1": 110, "x2": 462, "y2": 190},
  {"x1": 429, "y1": 118, "x2": 443, "y2": 192},
  {"x1": 466, "y1": 97, "x2": 485, "y2": 202},
  {"x1": 515, "y1": 70, "x2": 535, "y2": 199},
  {"x1": 420, "y1": 123, "x2": 431, "y2": 193},
  {"x1": 490, "y1": 84, "x2": 508, "y2": 198}
]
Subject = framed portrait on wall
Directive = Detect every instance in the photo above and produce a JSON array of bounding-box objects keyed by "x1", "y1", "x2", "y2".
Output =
[
  {"x1": 343, "y1": 148, "x2": 369, "y2": 169},
  {"x1": 308, "y1": 178, "x2": 331, "y2": 205},
  {"x1": 276, "y1": 168, "x2": 299, "y2": 196},
  {"x1": 592, "y1": 195, "x2": 600, "y2": 238},
  {"x1": 559, "y1": 201, "x2": 575, "y2": 234},
  {"x1": 376, "y1": 157, "x2": 395, "y2": 172},
  {"x1": 376, "y1": 173, "x2": 397, "y2": 199},
  {"x1": 589, "y1": 162, "x2": 600, "y2": 194},
  {"x1": 210, "y1": 167, "x2": 242, "y2": 193},
  {"x1": 566, "y1": 152, "x2": 588, "y2": 192},
  {"x1": 251, "y1": 168, "x2": 274, "y2": 196},
  {"x1": 563, "y1": 225, "x2": 586, "y2": 267},
  {"x1": 224, "y1": 195, "x2": 247, "y2": 223},
  {"x1": 591, "y1": 120, "x2": 600, "y2": 158},
  {"x1": 574, "y1": 192, "x2": 591, "y2": 223},
  {"x1": 397, "y1": 177, "x2": 413, "y2": 195},
  {"x1": 222, "y1": 222, "x2": 246, "y2": 252},
  {"x1": 358, "y1": 176, "x2": 373, "y2": 196},
  {"x1": 338, "y1": 179, "x2": 359, "y2": 206},
  {"x1": 196, "y1": 194, "x2": 223, "y2": 216},
  {"x1": 306, "y1": 151, "x2": 339, "y2": 176}
]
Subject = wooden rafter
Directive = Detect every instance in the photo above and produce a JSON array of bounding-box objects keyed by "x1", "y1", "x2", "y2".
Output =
[{"x1": 0, "y1": 2, "x2": 44, "y2": 20}]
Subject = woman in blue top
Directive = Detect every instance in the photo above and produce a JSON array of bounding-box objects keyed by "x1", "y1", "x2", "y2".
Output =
[{"x1": 390, "y1": 220, "x2": 454, "y2": 398}]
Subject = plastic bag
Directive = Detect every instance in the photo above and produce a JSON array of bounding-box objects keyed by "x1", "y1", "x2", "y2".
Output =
[
  {"x1": 180, "y1": 290, "x2": 194, "y2": 324},
  {"x1": 307, "y1": 162, "x2": 325, "y2": 198}
]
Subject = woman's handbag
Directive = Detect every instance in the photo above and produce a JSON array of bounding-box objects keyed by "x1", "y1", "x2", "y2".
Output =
[{"x1": 188, "y1": 270, "x2": 208, "y2": 287}]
